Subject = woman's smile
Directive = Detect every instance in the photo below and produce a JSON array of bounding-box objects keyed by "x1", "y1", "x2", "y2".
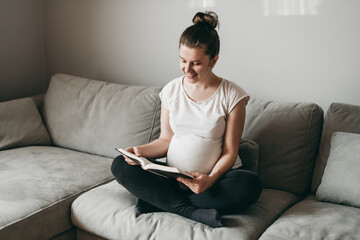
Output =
[{"x1": 185, "y1": 73, "x2": 197, "y2": 79}]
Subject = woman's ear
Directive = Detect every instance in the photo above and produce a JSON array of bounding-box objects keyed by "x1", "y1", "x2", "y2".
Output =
[{"x1": 211, "y1": 56, "x2": 219, "y2": 68}]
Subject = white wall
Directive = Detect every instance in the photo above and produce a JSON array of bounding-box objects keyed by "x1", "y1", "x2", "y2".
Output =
[
  {"x1": 0, "y1": 0, "x2": 45, "y2": 102},
  {"x1": 44, "y1": 0, "x2": 360, "y2": 111}
]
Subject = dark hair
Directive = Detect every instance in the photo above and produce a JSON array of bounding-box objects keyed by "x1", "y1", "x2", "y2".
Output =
[{"x1": 179, "y1": 11, "x2": 220, "y2": 59}]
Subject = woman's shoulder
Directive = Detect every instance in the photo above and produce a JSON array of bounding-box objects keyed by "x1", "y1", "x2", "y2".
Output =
[
  {"x1": 161, "y1": 76, "x2": 182, "y2": 93},
  {"x1": 159, "y1": 77, "x2": 183, "y2": 108},
  {"x1": 221, "y1": 79, "x2": 248, "y2": 97},
  {"x1": 220, "y1": 79, "x2": 249, "y2": 114}
]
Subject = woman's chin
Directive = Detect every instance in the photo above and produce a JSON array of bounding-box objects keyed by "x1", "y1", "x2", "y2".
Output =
[{"x1": 184, "y1": 75, "x2": 198, "y2": 84}]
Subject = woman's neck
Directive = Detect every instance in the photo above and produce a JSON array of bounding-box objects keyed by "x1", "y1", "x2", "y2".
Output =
[{"x1": 182, "y1": 74, "x2": 222, "y2": 102}]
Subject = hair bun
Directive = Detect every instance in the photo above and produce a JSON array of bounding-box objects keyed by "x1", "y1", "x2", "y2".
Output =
[{"x1": 192, "y1": 11, "x2": 219, "y2": 30}]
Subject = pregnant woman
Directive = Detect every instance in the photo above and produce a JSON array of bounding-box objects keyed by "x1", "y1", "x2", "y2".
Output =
[{"x1": 111, "y1": 11, "x2": 262, "y2": 228}]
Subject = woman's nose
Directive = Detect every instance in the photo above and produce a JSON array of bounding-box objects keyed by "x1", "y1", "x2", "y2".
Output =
[{"x1": 185, "y1": 63, "x2": 192, "y2": 73}]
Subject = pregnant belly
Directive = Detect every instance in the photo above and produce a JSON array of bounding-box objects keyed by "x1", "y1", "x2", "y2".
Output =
[{"x1": 166, "y1": 135, "x2": 222, "y2": 174}]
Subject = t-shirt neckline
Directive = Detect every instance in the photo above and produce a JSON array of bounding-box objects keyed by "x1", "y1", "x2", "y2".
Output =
[{"x1": 181, "y1": 76, "x2": 224, "y2": 104}]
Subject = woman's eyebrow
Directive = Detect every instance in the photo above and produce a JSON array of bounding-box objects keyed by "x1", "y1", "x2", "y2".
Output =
[{"x1": 179, "y1": 55, "x2": 201, "y2": 62}]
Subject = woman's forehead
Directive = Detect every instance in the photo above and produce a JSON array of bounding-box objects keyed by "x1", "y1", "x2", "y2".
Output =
[{"x1": 179, "y1": 45, "x2": 208, "y2": 60}]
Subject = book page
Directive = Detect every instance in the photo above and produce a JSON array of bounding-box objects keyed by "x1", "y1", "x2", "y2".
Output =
[
  {"x1": 115, "y1": 148, "x2": 150, "y2": 166},
  {"x1": 115, "y1": 148, "x2": 194, "y2": 179}
]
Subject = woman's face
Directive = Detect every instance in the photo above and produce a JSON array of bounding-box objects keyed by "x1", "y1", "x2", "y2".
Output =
[{"x1": 179, "y1": 45, "x2": 218, "y2": 84}]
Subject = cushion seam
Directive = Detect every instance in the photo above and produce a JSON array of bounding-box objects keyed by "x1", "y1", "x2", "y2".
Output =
[
  {"x1": 255, "y1": 196, "x2": 301, "y2": 240},
  {"x1": 262, "y1": 230, "x2": 301, "y2": 240},
  {"x1": 250, "y1": 105, "x2": 317, "y2": 115}
]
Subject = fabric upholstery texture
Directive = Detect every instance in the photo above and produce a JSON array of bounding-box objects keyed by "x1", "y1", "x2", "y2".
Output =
[
  {"x1": 312, "y1": 102, "x2": 360, "y2": 193},
  {"x1": 0, "y1": 146, "x2": 113, "y2": 239},
  {"x1": 77, "y1": 228, "x2": 106, "y2": 240},
  {"x1": 0, "y1": 98, "x2": 51, "y2": 150},
  {"x1": 259, "y1": 195, "x2": 360, "y2": 240},
  {"x1": 242, "y1": 99, "x2": 323, "y2": 196},
  {"x1": 43, "y1": 74, "x2": 161, "y2": 158},
  {"x1": 316, "y1": 132, "x2": 360, "y2": 207},
  {"x1": 71, "y1": 181, "x2": 300, "y2": 240},
  {"x1": 30, "y1": 94, "x2": 46, "y2": 113},
  {"x1": 49, "y1": 227, "x2": 76, "y2": 240}
]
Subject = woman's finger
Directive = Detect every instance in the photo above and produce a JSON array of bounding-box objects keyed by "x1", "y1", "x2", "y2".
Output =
[{"x1": 124, "y1": 156, "x2": 138, "y2": 165}]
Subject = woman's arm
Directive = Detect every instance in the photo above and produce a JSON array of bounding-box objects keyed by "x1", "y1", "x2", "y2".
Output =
[
  {"x1": 208, "y1": 98, "x2": 247, "y2": 180},
  {"x1": 177, "y1": 98, "x2": 247, "y2": 193},
  {"x1": 125, "y1": 104, "x2": 174, "y2": 164}
]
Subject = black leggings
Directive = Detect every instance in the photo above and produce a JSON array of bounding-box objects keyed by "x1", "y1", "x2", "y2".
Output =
[{"x1": 111, "y1": 155, "x2": 262, "y2": 217}]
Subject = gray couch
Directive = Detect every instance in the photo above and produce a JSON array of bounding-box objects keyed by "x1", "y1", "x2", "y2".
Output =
[{"x1": 1, "y1": 74, "x2": 359, "y2": 240}]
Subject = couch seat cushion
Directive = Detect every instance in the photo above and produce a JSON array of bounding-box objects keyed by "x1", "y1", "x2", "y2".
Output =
[
  {"x1": 71, "y1": 181, "x2": 300, "y2": 240},
  {"x1": 0, "y1": 146, "x2": 113, "y2": 240},
  {"x1": 259, "y1": 194, "x2": 360, "y2": 240}
]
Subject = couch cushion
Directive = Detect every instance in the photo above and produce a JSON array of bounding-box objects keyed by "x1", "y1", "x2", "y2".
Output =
[
  {"x1": 71, "y1": 181, "x2": 300, "y2": 240},
  {"x1": 316, "y1": 132, "x2": 360, "y2": 207},
  {"x1": 311, "y1": 102, "x2": 360, "y2": 193},
  {"x1": 259, "y1": 194, "x2": 360, "y2": 240},
  {"x1": 0, "y1": 146, "x2": 113, "y2": 240},
  {"x1": 43, "y1": 74, "x2": 161, "y2": 158},
  {"x1": 0, "y1": 98, "x2": 51, "y2": 150},
  {"x1": 238, "y1": 139, "x2": 259, "y2": 173},
  {"x1": 242, "y1": 99, "x2": 323, "y2": 196}
]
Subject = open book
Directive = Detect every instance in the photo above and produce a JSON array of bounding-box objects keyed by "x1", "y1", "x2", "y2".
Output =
[{"x1": 115, "y1": 148, "x2": 194, "y2": 179}]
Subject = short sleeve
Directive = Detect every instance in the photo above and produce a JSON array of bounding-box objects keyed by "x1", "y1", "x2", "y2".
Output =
[
  {"x1": 159, "y1": 78, "x2": 180, "y2": 111},
  {"x1": 227, "y1": 81, "x2": 250, "y2": 115},
  {"x1": 159, "y1": 87, "x2": 169, "y2": 110}
]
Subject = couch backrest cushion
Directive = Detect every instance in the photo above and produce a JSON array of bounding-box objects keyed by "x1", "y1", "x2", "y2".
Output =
[
  {"x1": 0, "y1": 98, "x2": 51, "y2": 150},
  {"x1": 242, "y1": 99, "x2": 323, "y2": 196},
  {"x1": 311, "y1": 103, "x2": 360, "y2": 193},
  {"x1": 43, "y1": 74, "x2": 161, "y2": 158}
]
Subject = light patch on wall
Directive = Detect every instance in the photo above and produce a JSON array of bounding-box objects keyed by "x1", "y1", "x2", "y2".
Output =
[
  {"x1": 187, "y1": 0, "x2": 216, "y2": 9},
  {"x1": 263, "y1": 0, "x2": 322, "y2": 16}
]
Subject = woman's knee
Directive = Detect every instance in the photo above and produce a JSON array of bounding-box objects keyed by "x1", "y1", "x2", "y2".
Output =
[
  {"x1": 247, "y1": 172, "x2": 263, "y2": 203},
  {"x1": 111, "y1": 155, "x2": 126, "y2": 177},
  {"x1": 229, "y1": 170, "x2": 263, "y2": 205}
]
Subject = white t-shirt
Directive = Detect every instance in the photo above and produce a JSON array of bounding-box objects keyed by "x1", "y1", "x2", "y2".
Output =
[{"x1": 159, "y1": 76, "x2": 249, "y2": 174}]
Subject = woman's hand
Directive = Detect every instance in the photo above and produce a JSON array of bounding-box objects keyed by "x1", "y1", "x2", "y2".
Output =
[
  {"x1": 123, "y1": 147, "x2": 142, "y2": 166},
  {"x1": 177, "y1": 172, "x2": 217, "y2": 194}
]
